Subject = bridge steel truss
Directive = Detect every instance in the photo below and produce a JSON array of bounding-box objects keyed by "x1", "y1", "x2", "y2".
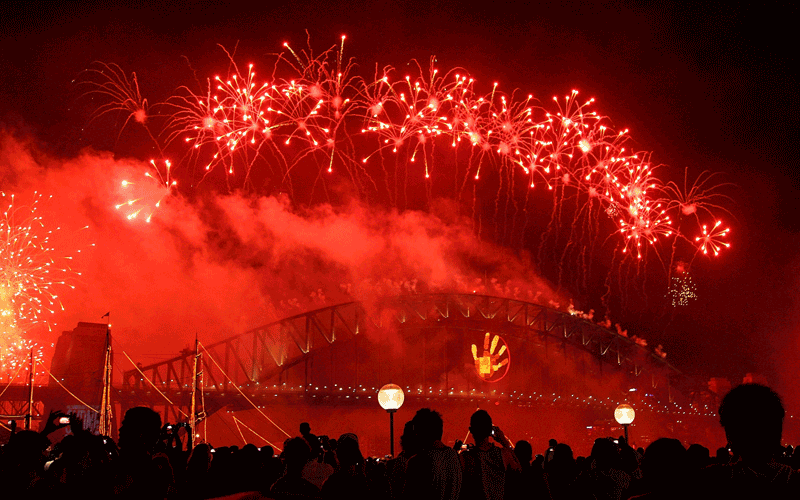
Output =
[{"x1": 121, "y1": 294, "x2": 686, "y2": 418}]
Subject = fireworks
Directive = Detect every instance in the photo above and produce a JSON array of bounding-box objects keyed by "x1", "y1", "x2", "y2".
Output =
[
  {"x1": 164, "y1": 46, "x2": 724, "y2": 252},
  {"x1": 0, "y1": 192, "x2": 80, "y2": 375},
  {"x1": 85, "y1": 39, "x2": 733, "y2": 305},
  {"x1": 115, "y1": 159, "x2": 177, "y2": 223},
  {"x1": 668, "y1": 272, "x2": 697, "y2": 307},
  {"x1": 696, "y1": 220, "x2": 730, "y2": 256},
  {"x1": 79, "y1": 62, "x2": 148, "y2": 127}
]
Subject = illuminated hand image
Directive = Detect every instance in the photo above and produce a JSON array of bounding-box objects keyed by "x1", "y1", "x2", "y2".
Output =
[{"x1": 471, "y1": 332, "x2": 510, "y2": 382}]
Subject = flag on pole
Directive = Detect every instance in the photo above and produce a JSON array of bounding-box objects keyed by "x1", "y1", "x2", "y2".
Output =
[{"x1": 101, "y1": 312, "x2": 110, "y2": 319}]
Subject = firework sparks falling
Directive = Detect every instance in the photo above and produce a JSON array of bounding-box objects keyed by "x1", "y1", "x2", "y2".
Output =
[
  {"x1": 85, "y1": 40, "x2": 734, "y2": 309},
  {"x1": 79, "y1": 62, "x2": 149, "y2": 128},
  {"x1": 668, "y1": 272, "x2": 697, "y2": 307},
  {"x1": 157, "y1": 45, "x2": 729, "y2": 257},
  {"x1": 0, "y1": 192, "x2": 82, "y2": 375}
]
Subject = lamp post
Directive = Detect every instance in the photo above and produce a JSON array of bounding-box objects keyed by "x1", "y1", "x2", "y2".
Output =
[
  {"x1": 378, "y1": 383, "x2": 404, "y2": 457},
  {"x1": 614, "y1": 403, "x2": 636, "y2": 443}
]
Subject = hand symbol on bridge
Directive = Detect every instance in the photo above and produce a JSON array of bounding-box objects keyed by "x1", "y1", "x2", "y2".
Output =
[{"x1": 472, "y1": 332, "x2": 509, "y2": 381}]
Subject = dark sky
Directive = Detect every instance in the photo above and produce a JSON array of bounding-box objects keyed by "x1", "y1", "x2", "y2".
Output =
[{"x1": 1, "y1": 1, "x2": 798, "y2": 397}]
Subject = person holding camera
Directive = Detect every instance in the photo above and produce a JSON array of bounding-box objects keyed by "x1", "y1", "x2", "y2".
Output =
[{"x1": 459, "y1": 409, "x2": 520, "y2": 500}]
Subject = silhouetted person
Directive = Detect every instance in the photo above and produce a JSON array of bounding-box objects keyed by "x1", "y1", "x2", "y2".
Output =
[
  {"x1": 270, "y1": 437, "x2": 321, "y2": 500},
  {"x1": 545, "y1": 438, "x2": 558, "y2": 463},
  {"x1": 616, "y1": 436, "x2": 641, "y2": 480},
  {"x1": 685, "y1": 443, "x2": 710, "y2": 471},
  {"x1": 715, "y1": 446, "x2": 731, "y2": 465},
  {"x1": 694, "y1": 384, "x2": 800, "y2": 498},
  {"x1": 302, "y1": 427, "x2": 333, "y2": 489},
  {"x1": 44, "y1": 414, "x2": 116, "y2": 498},
  {"x1": 182, "y1": 443, "x2": 213, "y2": 499},
  {"x1": 114, "y1": 406, "x2": 175, "y2": 498},
  {"x1": 403, "y1": 408, "x2": 461, "y2": 500},
  {"x1": 629, "y1": 438, "x2": 686, "y2": 499},
  {"x1": 388, "y1": 420, "x2": 419, "y2": 499},
  {"x1": 459, "y1": 409, "x2": 519, "y2": 500},
  {"x1": 514, "y1": 440, "x2": 533, "y2": 468},
  {"x1": 322, "y1": 438, "x2": 338, "y2": 469},
  {"x1": 235, "y1": 443, "x2": 263, "y2": 494},
  {"x1": 575, "y1": 438, "x2": 631, "y2": 500},
  {"x1": 300, "y1": 422, "x2": 321, "y2": 456},
  {"x1": 506, "y1": 439, "x2": 550, "y2": 499},
  {"x1": 0, "y1": 430, "x2": 51, "y2": 496},
  {"x1": 321, "y1": 433, "x2": 377, "y2": 498},
  {"x1": 259, "y1": 445, "x2": 283, "y2": 493},
  {"x1": 545, "y1": 443, "x2": 578, "y2": 500}
]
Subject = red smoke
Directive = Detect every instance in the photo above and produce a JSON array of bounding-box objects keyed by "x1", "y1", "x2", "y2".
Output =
[{"x1": 0, "y1": 130, "x2": 566, "y2": 376}]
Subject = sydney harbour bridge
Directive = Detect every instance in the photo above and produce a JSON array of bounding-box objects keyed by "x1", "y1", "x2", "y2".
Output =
[{"x1": 0, "y1": 293, "x2": 722, "y2": 452}]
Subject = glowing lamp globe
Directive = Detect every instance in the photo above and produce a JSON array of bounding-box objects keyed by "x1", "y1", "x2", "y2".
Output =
[
  {"x1": 378, "y1": 384, "x2": 404, "y2": 411},
  {"x1": 614, "y1": 404, "x2": 636, "y2": 425}
]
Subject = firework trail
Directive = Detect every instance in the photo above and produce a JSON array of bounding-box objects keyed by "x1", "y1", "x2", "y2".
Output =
[
  {"x1": 82, "y1": 39, "x2": 733, "y2": 309},
  {"x1": 78, "y1": 62, "x2": 165, "y2": 157},
  {"x1": 0, "y1": 192, "x2": 82, "y2": 376}
]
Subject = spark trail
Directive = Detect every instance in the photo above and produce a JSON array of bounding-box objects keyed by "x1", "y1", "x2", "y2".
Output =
[
  {"x1": 0, "y1": 192, "x2": 83, "y2": 376},
  {"x1": 82, "y1": 39, "x2": 733, "y2": 311}
]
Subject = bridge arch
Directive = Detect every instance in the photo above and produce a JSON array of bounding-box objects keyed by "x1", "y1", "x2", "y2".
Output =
[{"x1": 123, "y1": 294, "x2": 684, "y2": 411}]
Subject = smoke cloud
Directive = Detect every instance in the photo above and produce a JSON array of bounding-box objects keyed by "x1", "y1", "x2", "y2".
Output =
[{"x1": 0, "y1": 129, "x2": 566, "y2": 369}]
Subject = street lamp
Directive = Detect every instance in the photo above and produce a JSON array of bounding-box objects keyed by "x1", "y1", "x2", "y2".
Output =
[
  {"x1": 614, "y1": 403, "x2": 636, "y2": 443},
  {"x1": 378, "y1": 383, "x2": 404, "y2": 457}
]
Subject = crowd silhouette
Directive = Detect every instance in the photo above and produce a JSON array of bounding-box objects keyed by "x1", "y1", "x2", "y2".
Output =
[{"x1": 1, "y1": 383, "x2": 798, "y2": 499}]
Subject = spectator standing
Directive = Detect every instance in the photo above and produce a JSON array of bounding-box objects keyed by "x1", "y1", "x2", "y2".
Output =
[
  {"x1": 459, "y1": 409, "x2": 520, "y2": 500},
  {"x1": 300, "y1": 422, "x2": 321, "y2": 456},
  {"x1": 113, "y1": 406, "x2": 176, "y2": 499},
  {"x1": 694, "y1": 384, "x2": 800, "y2": 497},
  {"x1": 388, "y1": 420, "x2": 419, "y2": 499},
  {"x1": 505, "y1": 439, "x2": 550, "y2": 499},
  {"x1": 270, "y1": 437, "x2": 321, "y2": 500},
  {"x1": 302, "y1": 438, "x2": 334, "y2": 489},
  {"x1": 545, "y1": 443, "x2": 578, "y2": 500},
  {"x1": 629, "y1": 438, "x2": 686, "y2": 500},
  {"x1": 574, "y1": 438, "x2": 631, "y2": 500},
  {"x1": 321, "y1": 433, "x2": 375, "y2": 498},
  {"x1": 545, "y1": 439, "x2": 558, "y2": 463},
  {"x1": 403, "y1": 408, "x2": 462, "y2": 500}
]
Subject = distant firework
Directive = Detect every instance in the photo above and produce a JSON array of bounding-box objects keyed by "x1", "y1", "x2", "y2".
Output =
[
  {"x1": 0, "y1": 192, "x2": 81, "y2": 375},
  {"x1": 696, "y1": 220, "x2": 731, "y2": 256},
  {"x1": 82, "y1": 38, "x2": 733, "y2": 306},
  {"x1": 668, "y1": 272, "x2": 697, "y2": 307}
]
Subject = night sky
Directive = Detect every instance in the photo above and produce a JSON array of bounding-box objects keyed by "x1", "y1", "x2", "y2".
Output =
[{"x1": 1, "y1": 1, "x2": 798, "y2": 406}]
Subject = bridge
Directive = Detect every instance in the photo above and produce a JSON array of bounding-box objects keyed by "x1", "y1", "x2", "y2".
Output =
[
  {"x1": 118, "y1": 294, "x2": 689, "y2": 421},
  {"x1": 2, "y1": 294, "x2": 700, "y2": 435}
]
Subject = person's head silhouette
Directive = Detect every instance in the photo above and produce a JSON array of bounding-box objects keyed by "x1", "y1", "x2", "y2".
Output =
[
  {"x1": 401, "y1": 419, "x2": 419, "y2": 455},
  {"x1": 469, "y1": 409, "x2": 493, "y2": 443},
  {"x1": 719, "y1": 383, "x2": 785, "y2": 463},
  {"x1": 337, "y1": 433, "x2": 363, "y2": 467},
  {"x1": 641, "y1": 438, "x2": 685, "y2": 490},
  {"x1": 412, "y1": 408, "x2": 444, "y2": 446},
  {"x1": 591, "y1": 438, "x2": 620, "y2": 470},
  {"x1": 515, "y1": 440, "x2": 533, "y2": 465},
  {"x1": 118, "y1": 406, "x2": 161, "y2": 456},
  {"x1": 283, "y1": 437, "x2": 312, "y2": 475}
]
